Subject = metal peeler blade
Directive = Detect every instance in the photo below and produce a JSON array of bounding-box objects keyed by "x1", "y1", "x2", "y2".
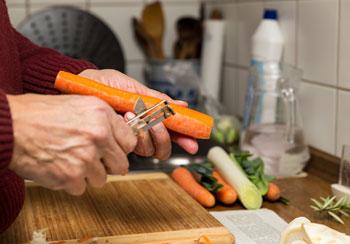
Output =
[{"x1": 127, "y1": 98, "x2": 175, "y2": 134}]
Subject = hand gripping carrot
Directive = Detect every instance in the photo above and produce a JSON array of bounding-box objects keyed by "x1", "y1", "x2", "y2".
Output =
[{"x1": 54, "y1": 71, "x2": 213, "y2": 139}]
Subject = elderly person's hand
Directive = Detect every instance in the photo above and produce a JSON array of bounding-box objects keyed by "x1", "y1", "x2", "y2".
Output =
[
  {"x1": 7, "y1": 94, "x2": 137, "y2": 195},
  {"x1": 79, "y1": 69, "x2": 199, "y2": 160}
]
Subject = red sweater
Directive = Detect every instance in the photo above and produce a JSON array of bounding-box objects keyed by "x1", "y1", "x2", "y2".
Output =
[{"x1": 0, "y1": 1, "x2": 96, "y2": 233}]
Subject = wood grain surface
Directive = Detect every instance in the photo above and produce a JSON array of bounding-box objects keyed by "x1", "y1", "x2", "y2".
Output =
[{"x1": 0, "y1": 173, "x2": 234, "y2": 243}]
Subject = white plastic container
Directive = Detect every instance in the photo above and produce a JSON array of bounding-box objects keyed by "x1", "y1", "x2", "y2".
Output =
[
  {"x1": 252, "y1": 9, "x2": 284, "y2": 62},
  {"x1": 243, "y1": 9, "x2": 284, "y2": 128}
]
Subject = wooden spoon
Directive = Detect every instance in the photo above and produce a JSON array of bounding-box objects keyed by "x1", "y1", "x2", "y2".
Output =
[
  {"x1": 142, "y1": 1, "x2": 165, "y2": 59},
  {"x1": 174, "y1": 17, "x2": 202, "y2": 59},
  {"x1": 132, "y1": 17, "x2": 157, "y2": 59}
]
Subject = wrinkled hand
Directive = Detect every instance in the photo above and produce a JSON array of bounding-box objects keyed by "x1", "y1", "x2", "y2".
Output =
[
  {"x1": 79, "y1": 69, "x2": 198, "y2": 159},
  {"x1": 7, "y1": 94, "x2": 137, "y2": 195}
]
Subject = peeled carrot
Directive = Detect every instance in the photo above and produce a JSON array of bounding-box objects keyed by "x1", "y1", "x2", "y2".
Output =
[
  {"x1": 212, "y1": 170, "x2": 238, "y2": 205},
  {"x1": 171, "y1": 167, "x2": 215, "y2": 207},
  {"x1": 195, "y1": 236, "x2": 212, "y2": 244},
  {"x1": 265, "y1": 182, "x2": 281, "y2": 201},
  {"x1": 54, "y1": 71, "x2": 213, "y2": 139}
]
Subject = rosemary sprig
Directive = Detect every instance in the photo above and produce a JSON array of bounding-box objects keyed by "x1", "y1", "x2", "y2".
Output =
[{"x1": 310, "y1": 196, "x2": 350, "y2": 224}]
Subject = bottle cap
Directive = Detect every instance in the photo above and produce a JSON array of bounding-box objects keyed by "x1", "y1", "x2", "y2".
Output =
[{"x1": 263, "y1": 9, "x2": 278, "y2": 20}]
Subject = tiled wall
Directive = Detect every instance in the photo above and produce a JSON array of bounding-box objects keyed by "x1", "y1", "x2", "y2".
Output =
[
  {"x1": 6, "y1": 0, "x2": 201, "y2": 83},
  {"x1": 205, "y1": 0, "x2": 350, "y2": 157}
]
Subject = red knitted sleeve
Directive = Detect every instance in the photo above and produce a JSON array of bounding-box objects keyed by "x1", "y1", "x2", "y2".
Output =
[
  {"x1": 0, "y1": 89, "x2": 24, "y2": 234},
  {"x1": 0, "y1": 90, "x2": 13, "y2": 172},
  {"x1": 13, "y1": 28, "x2": 97, "y2": 94}
]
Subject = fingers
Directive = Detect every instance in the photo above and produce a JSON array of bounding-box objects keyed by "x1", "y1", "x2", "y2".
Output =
[
  {"x1": 64, "y1": 177, "x2": 87, "y2": 196},
  {"x1": 143, "y1": 88, "x2": 172, "y2": 101},
  {"x1": 109, "y1": 113, "x2": 137, "y2": 154},
  {"x1": 124, "y1": 110, "x2": 172, "y2": 160},
  {"x1": 68, "y1": 146, "x2": 107, "y2": 188},
  {"x1": 56, "y1": 160, "x2": 87, "y2": 196},
  {"x1": 150, "y1": 122, "x2": 172, "y2": 160},
  {"x1": 102, "y1": 109, "x2": 137, "y2": 175},
  {"x1": 144, "y1": 89, "x2": 189, "y2": 108},
  {"x1": 125, "y1": 112, "x2": 155, "y2": 157},
  {"x1": 101, "y1": 140, "x2": 130, "y2": 175},
  {"x1": 84, "y1": 157, "x2": 107, "y2": 188},
  {"x1": 172, "y1": 100, "x2": 188, "y2": 107},
  {"x1": 55, "y1": 161, "x2": 88, "y2": 196},
  {"x1": 171, "y1": 132, "x2": 198, "y2": 155},
  {"x1": 85, "y1": 161, "x2": 107, "y2": 188}
]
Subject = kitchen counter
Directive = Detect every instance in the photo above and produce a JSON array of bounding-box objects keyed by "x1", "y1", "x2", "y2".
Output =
[
  {"x1": 3, "y1": 147, "x2": 348, "y2": 243},
  {"x1": 210, "y1": 149, "x2": 350, "y2": 234}
]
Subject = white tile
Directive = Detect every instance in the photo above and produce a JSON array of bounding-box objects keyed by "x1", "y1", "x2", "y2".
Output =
[
  {"x1": 144, "y1": 0, "x2": 200, "y2": 3},
  {"x1": 222, "y1": 3, "x2": 238, "y2": 64},
  {"x1": 264, "y1": 0, "x2": 297, "y2": 65},
  {"x1": 299, "y1": 82, "x2": 336, "y2": 154},
  {"x1": 162, "y1": 3, "x2": 200, "y2": 58},
  {"x1": 7, "y1": 0, "x2": 26, "y2": 5},
  {"x1": 339, "y1": 0, "x2": 350, "y2": 89},
  {"x1": 237, "y1": 68, "x2": 249, "y2": 117},
  {"x1": 297, "y1": 0, "x2": 338, "y2": 85},
  {"x1": 90, "y1": 0, "x2": 143, "y2": 3},
  {"x1": 236, "y1": 1, "x2": 263, "y2": 67},
  {"x1": 7, "y1": 6, "x2": 26, "y2": 27},
  {"x1": 90, "y1": 5, "x2": 144, "y2": 62},
  {"x1": 29, "y1": 3, "x2": 86, "y2": 15},
  {"x1": 126, "y1": 62, "x2": 145, "y2": 84},
  {"x1": 205, "y1": 0, "x2": 229, "y2": 3},
  {"x1": 336, "y1": 90, "x2": 350, "y2": 156},
  {"x1": 222, "y1": 66, "x2": 238, "y2": 115},
  {"x1": 29, "y1": 0, "x2": 85, "y2": 4}
]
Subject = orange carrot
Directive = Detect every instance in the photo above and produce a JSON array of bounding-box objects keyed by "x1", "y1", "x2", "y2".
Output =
[
  {"x1": 212, "y1": 170, "x2": 238, "y2": 205},
  {"x1": 195, "y1": 235, "x2": 212, "y2": 244},
  {"x1": 55, "y1": 71, "x2": 214, "y2": 139},
  {"x1": 265, "y1": 182, "x2": 281, "y2": 201},
  {"x1": 171, "y1": 167, "x2": 215, "y2": 207}
]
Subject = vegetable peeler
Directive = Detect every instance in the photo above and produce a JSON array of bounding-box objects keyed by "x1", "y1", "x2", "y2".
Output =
[{"x1": 127, "y1": 98, "x2": 175, "y2": 134}]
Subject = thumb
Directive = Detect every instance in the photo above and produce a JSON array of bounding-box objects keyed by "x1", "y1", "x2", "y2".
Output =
[{"x1": 124, "y1": 112, "x2": 136, "y2": 122}]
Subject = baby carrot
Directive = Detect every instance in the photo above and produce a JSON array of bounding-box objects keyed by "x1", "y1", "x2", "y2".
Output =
[
  {"x1": 212, "y1": 170, "x2": 237, "y2": 205},
  {"x1": 171, "y1": 167, "x2": 215, "y2": 208},
  {"x1": 265, "y1": 182, "x2": 281, "y2": 201}
]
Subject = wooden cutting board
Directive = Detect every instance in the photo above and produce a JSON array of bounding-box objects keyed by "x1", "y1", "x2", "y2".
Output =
[{"x1": 1, "y1": 172, "x2": 234, "y2": 243}]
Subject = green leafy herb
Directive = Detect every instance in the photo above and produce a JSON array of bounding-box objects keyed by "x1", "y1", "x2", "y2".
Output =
[
  {"x1": 279, "y1": 196, "x2": 290, "y2": 205},
  {"x1": 230, "y1": 151, "x2": 275, "y2": 195},
  {"x1": 185, "y1": 163, "x2": 223, "y2": 193},
  {"x1": 310, "y1": 196, "x2": 350, "y2": 224}
]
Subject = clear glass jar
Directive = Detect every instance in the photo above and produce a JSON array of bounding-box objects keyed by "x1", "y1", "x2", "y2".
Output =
[
  {"x1": 145, "y1": 59, "x2": 200, "y2": 108},
  {"x1": 241, "y1": 63, "x2": 310, "y2": 177}
]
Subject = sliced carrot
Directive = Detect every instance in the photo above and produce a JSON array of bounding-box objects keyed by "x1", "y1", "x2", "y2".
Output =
[
  {"x1": 212, "y1": 170, "x2": 238, "y2": 205},
  {"x1": 55, "y1": 71, "x2": 213, "y2": 139},
  {"x1": 171, "y1": 167, "x2": 215, "y2": 207},
  {"x1": 265, "y1": 182, "x2": 281, "y2": 201},
  {"x1": 195, "y1": 235, "x2": 212, "y2": 244}
]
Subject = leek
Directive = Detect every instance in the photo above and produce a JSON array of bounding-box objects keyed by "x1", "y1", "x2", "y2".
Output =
[{"x1": 207, "y1": 146, "x2": 262, "y2": 209}]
